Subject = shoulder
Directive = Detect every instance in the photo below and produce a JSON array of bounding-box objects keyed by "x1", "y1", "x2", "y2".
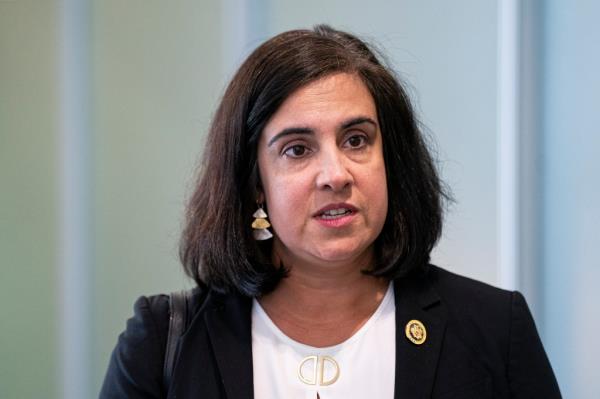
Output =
[
  {"x1": 427, "y1": 264, "x2": 514, "y2": 318},
  {"x1": 421, "y1": 265, "x2": 561, "y2": 397},
  {"x1": 396, "y1": 265, "x2": 515, "y2": 353},
  {"x1": 129, "y1": 294, "x2": 172, "y2": 346},
  {"x1": 424, "y1": 265, "x2": 520, "y2": 350},
  {"x1": 99, "y1": 294, "x2": 169, "y2": 398},
  {"x1": 425, "y1": 265, "x2": 541, "y2": 344},
  {"x1": 427, "y1": 264, "x2": 511, "y2": 302},
  {"x1": 99, "y1": 286, "x2": 208, "y2": 398}
]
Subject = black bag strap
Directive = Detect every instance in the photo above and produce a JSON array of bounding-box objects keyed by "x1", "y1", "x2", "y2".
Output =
[{"x1": 163, "y1": 290, "x2": 189, "y2": 392}]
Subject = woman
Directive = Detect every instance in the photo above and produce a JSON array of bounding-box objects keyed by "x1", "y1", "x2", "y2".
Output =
[{"x1": 100, "y1": 25, "x2": 561, "y2": 398}]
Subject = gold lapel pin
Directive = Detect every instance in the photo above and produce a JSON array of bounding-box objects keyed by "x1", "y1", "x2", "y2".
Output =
[{"x1": 405, "y1": 319, "x2": 427, "y2": 345}]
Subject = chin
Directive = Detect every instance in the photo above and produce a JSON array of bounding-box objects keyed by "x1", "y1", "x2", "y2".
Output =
[{"x1": 310, "y1": 241, "x2": 374, "y2": 264}]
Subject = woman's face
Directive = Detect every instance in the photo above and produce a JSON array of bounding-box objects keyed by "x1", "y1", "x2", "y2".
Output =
[{"x1": 257, "y1": 73, "x2": 388, "y2": 269}]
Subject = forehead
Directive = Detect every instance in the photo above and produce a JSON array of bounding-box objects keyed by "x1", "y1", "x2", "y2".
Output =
[{"x1": 262, "y1": 73, "x2": 378, "y2": 135}]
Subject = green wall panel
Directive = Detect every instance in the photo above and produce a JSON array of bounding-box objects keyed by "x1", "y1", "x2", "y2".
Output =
[{"x1": 0, "y1": 1, "x2": 60, "y2": 398}]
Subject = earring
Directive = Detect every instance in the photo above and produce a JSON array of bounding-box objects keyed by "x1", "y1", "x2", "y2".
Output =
[{"x1": 252, "y1": 204, "x2": 273, "y2": 240}]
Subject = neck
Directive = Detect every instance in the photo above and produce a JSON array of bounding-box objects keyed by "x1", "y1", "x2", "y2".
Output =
[
  {"x1": 258, "y1": 244, "x2": 389, "y2": 347},
  {"x1": 265, "y1": 267, "x2": 388, "y2": 317}
]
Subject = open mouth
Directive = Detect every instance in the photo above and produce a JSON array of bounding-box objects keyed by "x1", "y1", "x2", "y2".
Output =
[{"x1": 318, "y1": 208, "x2": 354, "y2": 220}]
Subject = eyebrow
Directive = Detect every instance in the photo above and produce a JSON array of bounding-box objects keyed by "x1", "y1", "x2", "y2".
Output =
[
  {"x1": 267, "y1": 116, "x2": 378, "y2": 147},
  {"x1": 267, "y1": 127, "x2": 313, "y2": 147},
  {"x1": 341, "y1": 116, "x2": 377, "y2": 130}
]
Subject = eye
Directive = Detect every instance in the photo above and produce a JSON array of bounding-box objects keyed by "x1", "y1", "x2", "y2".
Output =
[
  {"x1": 345, "y1": 134, "x2": 368, "y2": 149},
  {"x1": 283, "y1": 144, "x2": 310, "y2": 158}
]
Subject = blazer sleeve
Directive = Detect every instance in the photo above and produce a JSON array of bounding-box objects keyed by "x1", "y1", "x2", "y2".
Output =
[
  {"x1": 508, "y1": 291, "x2": 562, "y2": 398},
  {"x1": 99, "y1": 295, "x2": 169, "y2": 399}
]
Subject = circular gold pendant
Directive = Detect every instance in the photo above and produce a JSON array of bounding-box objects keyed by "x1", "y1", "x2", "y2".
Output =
[{"x1": 405, "y1": 319, "x2": 427, "y2": 345}]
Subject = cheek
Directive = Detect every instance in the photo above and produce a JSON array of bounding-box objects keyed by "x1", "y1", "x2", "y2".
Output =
[{"x1": 263, "y1": 174, "x2": 309, "y2": 231}]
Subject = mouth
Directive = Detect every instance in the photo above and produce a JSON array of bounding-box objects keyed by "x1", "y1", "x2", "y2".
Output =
[
  {"x1": 314, "y1": 203, "x2": 358, "y2": 220},
  {"x1": 319, "y1": 208, "x2": 354, "y2": 219}
]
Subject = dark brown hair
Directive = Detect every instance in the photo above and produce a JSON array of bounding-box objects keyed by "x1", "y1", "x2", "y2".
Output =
[{"x1": 180, "y1": 25, "x2": 447, "y2": 296}]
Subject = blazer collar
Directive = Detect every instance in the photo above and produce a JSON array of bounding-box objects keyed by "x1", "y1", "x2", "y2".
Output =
[
  {"x1": 393, "y1": 267, "x2": 447, "y2": 398},
  {"x1": 202, "y1": 267, "x2": 447, "y2": 399}
]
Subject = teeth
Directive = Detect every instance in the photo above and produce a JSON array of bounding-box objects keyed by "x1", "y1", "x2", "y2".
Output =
[{"x1": 321, "y1": 208, "x2": 350, "y2": 218}]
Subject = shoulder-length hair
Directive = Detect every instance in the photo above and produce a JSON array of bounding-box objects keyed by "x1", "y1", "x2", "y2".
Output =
[{"x1": 180, "y1": 25, "x2": 448, "y2": 297}]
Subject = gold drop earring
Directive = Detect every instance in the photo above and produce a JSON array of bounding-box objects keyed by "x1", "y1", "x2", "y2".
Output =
[{"x1": 252, "y1": 204, "x2": 273, "y2": 240}]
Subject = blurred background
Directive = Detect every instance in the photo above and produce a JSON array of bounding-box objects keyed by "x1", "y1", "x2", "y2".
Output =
[{"x1": 1, "y1": 0, "x2": 598, "y2": 397}]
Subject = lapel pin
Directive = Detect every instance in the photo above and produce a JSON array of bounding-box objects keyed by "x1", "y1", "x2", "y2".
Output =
[{"x1": 405, "y1": 319, "x2": 427, "y2": 345}]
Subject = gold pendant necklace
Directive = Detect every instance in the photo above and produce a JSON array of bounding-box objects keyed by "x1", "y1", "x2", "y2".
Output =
[{"x1": 298, "y1": 355, "x2": 340, "y2": 386}]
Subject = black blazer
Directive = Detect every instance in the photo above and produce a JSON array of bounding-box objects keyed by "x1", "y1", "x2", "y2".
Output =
[{"x1": 100, "y1": 265, "x2": 561, "y2": 398}]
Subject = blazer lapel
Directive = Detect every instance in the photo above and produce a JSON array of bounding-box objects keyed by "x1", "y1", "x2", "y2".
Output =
[
  {"x1": 200, "y1": 269, "x2": 446, "y2": 399},
  {"x1": 204, "y1": 291, "x2": 254, "y2": 399},
  {"x1": 394, "y1": 271, "x2": 447, "y2": 399}
]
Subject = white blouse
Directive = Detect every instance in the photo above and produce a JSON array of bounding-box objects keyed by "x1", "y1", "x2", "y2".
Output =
[{"x1": 251, "y1": 283, "x2": 396, "y2": 399}]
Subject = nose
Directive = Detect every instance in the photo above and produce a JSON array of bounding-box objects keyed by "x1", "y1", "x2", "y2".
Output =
[{"x1": 315, "y1": 148, "x2": 353, "y2": 192}]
